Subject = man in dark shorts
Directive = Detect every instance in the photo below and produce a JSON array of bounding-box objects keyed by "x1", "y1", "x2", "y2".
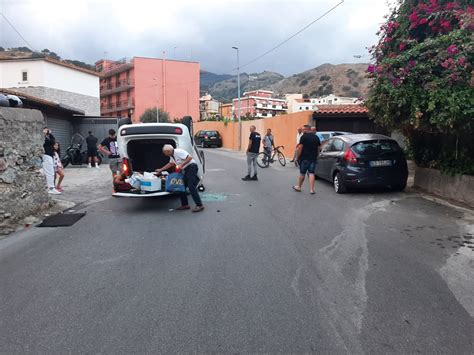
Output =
[
  {"x1": 293, "y1": 125, "x2": 321, "y2": 194},
  {"x1": 99, "y1": 129, "x2": 120, "y2": 191},
  {"x1": 86, "y1": 131, "x2": 99, "y2": 168},
  {"x1": 242, "y1": 125, "x2": 261, "y2": 181}
]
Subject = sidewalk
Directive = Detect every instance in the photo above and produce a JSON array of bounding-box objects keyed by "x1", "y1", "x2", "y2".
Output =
[{"x1": 52, "y1": 165, "x2": 113, "y2": 208}]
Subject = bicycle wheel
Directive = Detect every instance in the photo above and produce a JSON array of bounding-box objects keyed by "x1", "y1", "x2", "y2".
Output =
[
  {"x1": 277, "y1": 151, "x2": 286, "y2": 166},
  {"x1": 256, "y1": 152, "x2": 270, "y2": 168}
]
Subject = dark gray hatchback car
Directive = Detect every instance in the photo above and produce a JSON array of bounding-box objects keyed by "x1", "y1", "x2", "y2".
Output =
[{"x1": 315, "y1": 134, "x2": 408, "y2": 193}]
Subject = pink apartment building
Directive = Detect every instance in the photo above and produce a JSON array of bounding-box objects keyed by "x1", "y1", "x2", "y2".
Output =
[
  {"x1": 96, "y1": 57, "x2": 200, "y2": 122},
  {"x1": 232, "y1": 90, "x2": 287, "y2": 119}
]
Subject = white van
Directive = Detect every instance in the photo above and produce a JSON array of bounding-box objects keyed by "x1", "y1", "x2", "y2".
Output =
[{"x1": 113, "y1": 120, "x2": 205, "y2": 198}]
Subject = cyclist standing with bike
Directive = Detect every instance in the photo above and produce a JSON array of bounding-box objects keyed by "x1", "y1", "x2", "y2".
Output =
[{"x1": 263, "y1": 128, "x2": 275, "y2": 163}]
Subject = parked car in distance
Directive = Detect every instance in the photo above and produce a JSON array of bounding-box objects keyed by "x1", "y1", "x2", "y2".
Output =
[
  {"x1": 194, "y1": 130, "x2": 222, "y2": 148},
  {"x1": 315, "y1": 134, "x2": 408, "y2": 193},
  {"x1": 316, "y1": 131, "x2": 353, "y2": 142}
]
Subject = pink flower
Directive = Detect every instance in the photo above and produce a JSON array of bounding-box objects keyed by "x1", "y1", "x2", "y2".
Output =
[
  {"x1": 447, "y1": 44, "x2": 458, "y2": 55},
  {"x1": 408, "y1": 60, "x2": 417, "y2": 68},
  {"x1": 441, "y1": 58, "x2": 455, "y2": 69},
  {"x1": 441, "y1": 20, "x2": 451, "y2": 29},
  {"x1": 399, "y1": 43, "x2": 406, "y2": 51},
  {"x1": 446, "y1": 2, "x2": 457, "y2": 10},
  {"x1": 449, "y1": 73, "x2": 459, "y2": 82},
  {"x1": 391, "y1": 78, "x2": 401, "y2": 86},
  {"x1": 457, "y1": 57, "x2": 466, "y2": 66},
  {"x1": 383, "y1": 37, "x2": 392, "y2": 43},
  {"x1": 367, "y1": 65, "x2": 375, "y2": 73},
  {"x1": 419, "y1": 18, "x2": 428, "y2": 25},
  {"x1": 409, "y1": 11, "x2": 418, "y2": 23}
]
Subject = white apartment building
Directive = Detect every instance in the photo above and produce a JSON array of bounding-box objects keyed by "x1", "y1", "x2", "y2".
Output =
[
  {"x1": 199, "y1": 93, "x2": 219, "y2": 120},
  {"x1": 286, "y1": 93, "x2": 363, "y2": 113},
  {"x1": 0, "y1": 57, "x2": 100, "y2": 115},
  {"x1": 312, "y1": 94, "x2": 363, "y2": 105}
]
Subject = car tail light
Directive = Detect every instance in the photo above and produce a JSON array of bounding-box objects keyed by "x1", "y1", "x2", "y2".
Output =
[
  {"x1": 121, "y1": 158, "x2": 132, "y2": 176},
  {"x1": 174, "y1": 127, "x2": 182, "y2": 134},
  {"x1": 344, "y1": 149, "x2": 357, "y2": 164}
]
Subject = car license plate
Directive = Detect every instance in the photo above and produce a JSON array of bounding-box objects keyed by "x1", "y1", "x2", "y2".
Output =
[{"x1": 370, "y1": 160, "x2": 392, "y2": 167}]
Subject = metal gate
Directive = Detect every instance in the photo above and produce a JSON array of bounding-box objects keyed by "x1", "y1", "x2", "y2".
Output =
[{"x1": 45, "y1": 116, "x2": 73, "y2": 157}]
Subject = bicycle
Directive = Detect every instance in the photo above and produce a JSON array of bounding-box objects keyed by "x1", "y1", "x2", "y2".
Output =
[{"x1": 257, "y1": 146, "x2": 286, "y2": 168}]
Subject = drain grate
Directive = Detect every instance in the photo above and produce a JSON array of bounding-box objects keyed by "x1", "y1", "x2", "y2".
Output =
[{"x1": 38, "y1": 213, "x2": 86, "y2": 227}]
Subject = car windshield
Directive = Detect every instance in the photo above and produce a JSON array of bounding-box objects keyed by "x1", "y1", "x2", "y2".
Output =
[
  {"x1": 352, "y1": 140, "x2": 400, "y2": 156},
  {"x1": 205, "y1": 131, "x2": 218, "y2": 137}
]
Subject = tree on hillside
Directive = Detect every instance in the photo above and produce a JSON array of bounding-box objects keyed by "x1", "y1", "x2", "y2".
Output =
[
  {"x1": 140, "y1": 108, "x2": 170, "y2": 123},
  {"x1": 9, "y1": 46, "x2": 32, "y2": 52},
  {"x1": 0, "y1": 47, "x2": 4, "y2": 52},
  {"x1": 366, "y1": 0, "x2": 474, "y2": 175}
]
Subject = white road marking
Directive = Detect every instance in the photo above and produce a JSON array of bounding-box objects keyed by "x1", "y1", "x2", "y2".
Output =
[{"x1": 439, "y1": 215, "x2": 474, "y2": 317}]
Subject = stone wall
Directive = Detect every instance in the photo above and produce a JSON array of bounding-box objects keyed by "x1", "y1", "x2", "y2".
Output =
[
  {"x1": 414, "y1": 167, "x2": 474, "y2": 208},
  {"x1": 0, "y1": 107, "x2": 50, "y2": 234},
  {"x1": 12, "y1": 86, "x2": 100, "y2": 116}
]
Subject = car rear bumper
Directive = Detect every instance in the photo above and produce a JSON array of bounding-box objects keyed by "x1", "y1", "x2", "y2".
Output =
[
  {"x1": 113, "y1": 191, "x2": 171, "y2": 198},
  {"x1": 343, "y1": 167, "x2": 408, "y2": 187}
]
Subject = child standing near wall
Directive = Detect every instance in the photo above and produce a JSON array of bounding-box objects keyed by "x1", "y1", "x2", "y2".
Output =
[{"x1": 53, "y1": 142, "x2": 65, "y2": 192}]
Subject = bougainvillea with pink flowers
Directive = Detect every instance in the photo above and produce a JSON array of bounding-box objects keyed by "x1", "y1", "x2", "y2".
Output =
[{"x1": 366, "y1": 0, "x2": 474, "y2": 174}]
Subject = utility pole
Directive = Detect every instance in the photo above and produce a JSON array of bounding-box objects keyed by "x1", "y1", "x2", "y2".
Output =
[
  {"x1": 153, "y1": 78, "x2": 159, "y2": 123},
  {"x1": 162, "y1": 51, "x2": 166, "y2": 114},
  {"x1": 232, "y1": 46, "x2": 241, "y2": 151}
]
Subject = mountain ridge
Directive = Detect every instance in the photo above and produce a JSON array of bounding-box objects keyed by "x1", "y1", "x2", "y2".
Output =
[{"x1": 201, "y1": 63, "x2": 372, "y2": 102}]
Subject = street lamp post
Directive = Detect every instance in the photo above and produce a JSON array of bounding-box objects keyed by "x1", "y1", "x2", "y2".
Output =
[
  {"x1": 232, "y1": 46, "x2": 242, "y2": 151},
  {"x1": 153, "y1": 78, "x2": 159, "y2": 123}
]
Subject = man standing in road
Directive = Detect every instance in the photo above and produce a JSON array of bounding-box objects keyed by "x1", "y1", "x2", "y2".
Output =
[
  {"x1": 99, "y1": 129, "x2": 120, "y2": 191},
  {"x1": 42, "y1": 127, "x2": 61, "y2": 194},
  {"x1": 290, "y1": 127, "x2": 303, "y2": 163},
  {"x1": 242, "y1": 125, "x2": 261, "y2": 181},
  {"x1": 263, "y1": 128, "x2": 275, "y2": 163},
  {"x1": 293, "y1": 125, "x2": 321, "y2": 194},
  {"x1": 86, "y1": 131, "x2": 99, "y2": 169}
]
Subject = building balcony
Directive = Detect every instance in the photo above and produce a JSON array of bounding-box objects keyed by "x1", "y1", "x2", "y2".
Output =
[
  {"x1": 100, "y1": 58, "x2": 134, "y2": 77},
  {"x1": 101, "y1": 99, "x2": 135, "y2": 114},
  {"x1": 100, "y1": 79, "x2": 135, "y2": 96},
  {"x1": 254, "y1": 103, "x2": 287, "y2": 110}
]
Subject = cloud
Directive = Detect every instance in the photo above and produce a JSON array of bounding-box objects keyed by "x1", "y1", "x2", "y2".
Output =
[{"x1": 1, "y1": 0, "x2": 390, "y2": 75}]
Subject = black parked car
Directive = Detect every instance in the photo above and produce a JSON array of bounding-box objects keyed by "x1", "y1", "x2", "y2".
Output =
[
  {"x1": 194, "y1": 130, "x2": 222, "y2": 148},
  {"x1": 315, "y1": 134, "x2": 408, "y2": 193}
]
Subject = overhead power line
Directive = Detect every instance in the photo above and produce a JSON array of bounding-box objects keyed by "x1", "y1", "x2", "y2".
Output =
[
  {"x1": 0, "y1": 12, "x2": 37, "y2": 51},
  {"x1": 233, "y1": 0, "x2": 344, "y2": 72}
]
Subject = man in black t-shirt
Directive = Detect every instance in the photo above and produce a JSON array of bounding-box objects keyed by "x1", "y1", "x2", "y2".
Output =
[
  {"x1": 99, "y1": 129, "x2": 121, "y2": 191},
  {"x1": 293, "y1": 125, "x2": 321, "y2": 194},
  {"x1": 242, "y1": 125, "x2": 261, "y2": 181},
  {"x1": 86, "y1": 131, "x2": 99, "y2": 168}
]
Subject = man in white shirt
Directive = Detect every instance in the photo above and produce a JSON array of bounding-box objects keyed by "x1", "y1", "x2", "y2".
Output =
[
  {"x1": 155, "y1": 144, "x2": 204, "y2": 212},
  {"x1": 290, "y1": 127, "x2": 303, "y2": 163}
]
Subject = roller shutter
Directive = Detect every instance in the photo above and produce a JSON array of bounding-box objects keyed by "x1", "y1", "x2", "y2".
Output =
[{"x1": 45, "y1": 117, "x2": 73, "y2": 158}]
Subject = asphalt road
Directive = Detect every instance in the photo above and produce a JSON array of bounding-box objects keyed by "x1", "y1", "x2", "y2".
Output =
[{"x1": 1, "y1": 149, "x2": 473, "y2": 353}]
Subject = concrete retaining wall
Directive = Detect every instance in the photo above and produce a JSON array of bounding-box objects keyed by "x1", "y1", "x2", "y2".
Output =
[
  {"x1": 0, "y1": 107, "x2": 50, "y2": 234},
  {"x1": 414, "y1": 167, "x2": 474, "y2": 208}
]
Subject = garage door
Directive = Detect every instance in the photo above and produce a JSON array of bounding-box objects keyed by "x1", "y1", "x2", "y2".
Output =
[{"x1": 46, "y1": 117, "x2": 73, "y2": 158}]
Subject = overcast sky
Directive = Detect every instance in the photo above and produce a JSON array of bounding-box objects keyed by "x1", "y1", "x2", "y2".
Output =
[{"x1": 0, "y1": 0, "x2": 391, "y2": 76}]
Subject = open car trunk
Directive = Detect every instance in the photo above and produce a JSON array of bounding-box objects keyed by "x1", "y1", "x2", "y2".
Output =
[{"x1": 127, "y1": 139, "x2": 176, "y2": 173}]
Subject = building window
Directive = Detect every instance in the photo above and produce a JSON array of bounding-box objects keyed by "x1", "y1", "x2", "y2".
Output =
[{"x1": 21, "y1": 71, "x2": 28, "y2": 82}]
